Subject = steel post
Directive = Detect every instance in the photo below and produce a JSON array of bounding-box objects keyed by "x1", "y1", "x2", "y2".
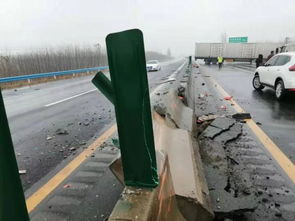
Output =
[{"x1": 93, "y1": 29, "x2": 158, "y2": 188}]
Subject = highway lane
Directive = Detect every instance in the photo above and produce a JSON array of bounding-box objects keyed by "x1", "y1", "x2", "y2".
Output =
[
  {"x1": 199, "y1": 63, "x2": 295, "y2": 165},
  {"x1": 3, "y1": 59, "x2": 184, "y2": 190}
]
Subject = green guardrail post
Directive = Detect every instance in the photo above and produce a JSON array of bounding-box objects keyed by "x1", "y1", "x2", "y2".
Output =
[
  {"x1": 92, "y1": 29, "x2": 158, "y2": 188},
  {"x1": 0, "y1": 90, "x2": 30, "y2": 221}
]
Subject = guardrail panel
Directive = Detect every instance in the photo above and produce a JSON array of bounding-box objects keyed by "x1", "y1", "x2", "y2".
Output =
[{"x1": 0, "y1": 66, "x2": 108, "y2": 83}]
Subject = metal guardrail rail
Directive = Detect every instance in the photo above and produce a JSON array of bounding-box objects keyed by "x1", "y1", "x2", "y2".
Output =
[{"x1": 0, "y1": 66, "x2": 108, "y2": 83}]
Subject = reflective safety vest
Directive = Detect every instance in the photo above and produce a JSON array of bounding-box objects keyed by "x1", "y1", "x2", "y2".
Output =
[{"x1": 217, "y1": 56, "x2": 223, "y2": 63}]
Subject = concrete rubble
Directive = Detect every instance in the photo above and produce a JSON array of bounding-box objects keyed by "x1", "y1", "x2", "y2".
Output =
[{"x1": 191, "y1": 67, "x2": 295, "y2": 221}]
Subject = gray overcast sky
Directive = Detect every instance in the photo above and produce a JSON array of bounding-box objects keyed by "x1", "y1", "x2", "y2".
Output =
[{"x1": 1, "y1": 0, "x2": 295, "y2": 56}]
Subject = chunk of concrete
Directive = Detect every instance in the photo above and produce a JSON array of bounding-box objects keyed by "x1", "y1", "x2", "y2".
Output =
[
  {"x1": 202, "y1": 126, "x2": 223, "y2": 139},
  {"x1": 210, "y1": 117, "x2": 236, "y2": 130}
]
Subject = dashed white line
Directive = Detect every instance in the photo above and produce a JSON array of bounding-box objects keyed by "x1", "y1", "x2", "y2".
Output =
[{"x1": 45, "y1": 89, "x2": 97, "y2": 107}]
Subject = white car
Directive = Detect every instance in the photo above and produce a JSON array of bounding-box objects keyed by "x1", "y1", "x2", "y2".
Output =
[
  {"x1": 252, "y1": 52, "x2": 295, "y2": 100},
  {"x1": 146, "y1": 60, "x2": 161, "y2": 71}
]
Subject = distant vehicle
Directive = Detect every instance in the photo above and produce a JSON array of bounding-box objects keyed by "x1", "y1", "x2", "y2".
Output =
[
  {"x1": 146, "y1": 60, "x2": 161, "y2": 71},
  {"x1": 252, "y1": 52, "x2": 295, "y2": 100},
  {"x1": 195, "y1": 42, "x2": 283, "y2": 63},
  {"x1": 281, "y1": 42, "x2": 295, "y2": 52}
]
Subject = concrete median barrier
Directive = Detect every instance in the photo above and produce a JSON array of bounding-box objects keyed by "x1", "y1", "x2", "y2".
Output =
[
  {"x1": 109, "y1": 97, "x2": 214, "y2": 220},
  {"x1": 109, "y1": 153, "x2": 185, "y2": 221}
]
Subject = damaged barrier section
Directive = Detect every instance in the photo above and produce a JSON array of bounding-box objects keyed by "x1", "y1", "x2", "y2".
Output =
[
  {"x1": 185, "y1": 64, "x2": 295, "y2": 220},
  {"x1": 94, "y1": 30, "x2": 214, "y2": 221},
  {"x1": 108, "y1": 65, "x2": 214, "y2": 221}
]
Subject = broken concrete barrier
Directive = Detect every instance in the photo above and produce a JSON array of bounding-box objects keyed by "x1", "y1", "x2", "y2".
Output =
[{"x1": 109, "y1": 112, "x2": 214, "y2": 221}]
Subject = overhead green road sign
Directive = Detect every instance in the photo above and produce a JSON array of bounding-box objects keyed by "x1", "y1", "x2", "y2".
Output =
[{"x1": 229, "y1": 37, "x2": 248, "y2": 43}]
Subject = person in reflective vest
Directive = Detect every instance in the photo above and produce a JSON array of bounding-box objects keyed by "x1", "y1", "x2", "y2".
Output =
[{"x1": 217, "y1": 56, "x2": 223, "y2": 69}]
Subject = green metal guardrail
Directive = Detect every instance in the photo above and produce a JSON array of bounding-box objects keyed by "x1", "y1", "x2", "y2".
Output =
[
  {"x1": 92, "y1": 29, "x2": 159, "y2": 188},
  {"x1": 0, "y1": 90, "x2": 30, "y2": 221}
]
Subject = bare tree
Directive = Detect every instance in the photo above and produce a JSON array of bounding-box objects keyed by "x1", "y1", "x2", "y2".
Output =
[
  {"x1": 0, "y1": 45, "x2": 107, "y2": 77},
  {"x1": 0, "y1": 46, "x2": 170, "y2": 78}
]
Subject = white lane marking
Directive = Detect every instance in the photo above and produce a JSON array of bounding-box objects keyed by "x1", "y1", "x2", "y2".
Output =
[
  {"x1": 45, "y1": 61, "x2": 185, "y2": 108},
  {"x1": 45, "y1": 89, "x2": 97, "y2": 107}
]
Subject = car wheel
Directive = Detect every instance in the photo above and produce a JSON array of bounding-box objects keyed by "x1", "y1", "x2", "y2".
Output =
[
  {"x1": 252, "y1": 75, "x2": 264, "y2": 90},
  {"x1": 275, "y1": 80, "x2": 286, "y2": 100}
]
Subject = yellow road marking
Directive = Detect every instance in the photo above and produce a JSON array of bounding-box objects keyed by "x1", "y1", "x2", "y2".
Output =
[
  {"x1": 26, "y1": 124, "x2": 117, "y2": 213},
  {"x1": 209, "y1": 77, "x2": 295, "y2": 183}
]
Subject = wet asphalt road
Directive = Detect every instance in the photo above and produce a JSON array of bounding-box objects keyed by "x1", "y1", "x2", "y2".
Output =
[
  {"x1": 3, "y1": 59, "x2": 184, "y2": 191},
  {"x1": 200, "y1": 63, "x2": 295, "y2": 164}
]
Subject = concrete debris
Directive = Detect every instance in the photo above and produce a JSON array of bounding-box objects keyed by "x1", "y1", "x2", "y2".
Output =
[
  {"x1": 154, "y1": 103, "x2": 167, "y2": 117},
  {"x1": 79, "y1": 141, "x2": 87, "y2": 145},
  {"x1": 55, "y1": 128, "x2": 69, "y2": 135},
  {"x1": 63, "y1": 184, "x2": 71, "y2": 188},
  {"x1": 198, "y1": 114, "x2": 219, "y2": 122},
  {"x1": 232, "y1": 113, "x2": 251, "y2": 120},
  {"x1": 214, "y1": 124, "x2": 242, "y2": 144},
  {"x1": 202, "y1": 126, "x2": 224, "y2": 139},
  {"x1": 210, "y1": 117, "x2": 236, "y2": 130},
  {"x1": 46, "y1": 136, "x2": 53, "y2": 140},
  {"x1": 123, "y1": 188, "x2": 137, "y2": 195},
  {"x1": 19, "y1": 170, "x2": 27, "y2": 175},
  {"x1": 220, "y1": 105, "x2": 227, "y2": 110},
  {"x1": 83, "y1": 121, "x2": 90, "y2": 126},
  {"x1": 199, "y1": 93, "x2": 205, "y2": 99},
  {"x1": 202, "y1": 117, "x2": 236, "y2": 139},
  {"x1": 177, "y1": 86, "x2": 185, "y2": 97},
  {"x1": 158, "y1": 78, "x2": 176, "y2": 84}
]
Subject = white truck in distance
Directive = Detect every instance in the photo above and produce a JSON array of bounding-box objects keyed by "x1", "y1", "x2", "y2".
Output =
[{"x1": 195, "y1": 42, "x2": 283, "y2": 63}]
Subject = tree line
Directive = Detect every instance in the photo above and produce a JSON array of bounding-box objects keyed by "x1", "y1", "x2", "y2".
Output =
[{"x1": 0, "y1": 46, "x2": 171, "y2": 78}]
